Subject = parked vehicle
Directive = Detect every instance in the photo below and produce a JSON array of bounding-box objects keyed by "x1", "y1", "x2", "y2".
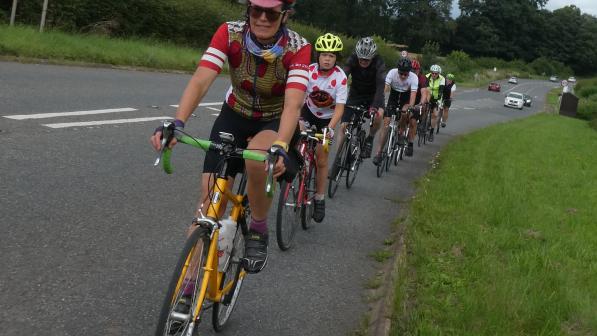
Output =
[
  {"x1": 568, "y1": 76, "x2": 577, "y2": 84},
  {"x1": 488, "y1": 82, "x2": 501, "y2": 92},
  {"x1": 508, "y1": 76, "x2": 518, "y2": 84},
  {"x1": 504, "y1": 92, "x2": 524, "y2": 110},
  {"x1": 523, "y1": 94, "x2": 532, "y2": 107},
  {"x1": 549, "y1": 75, "x2": 558, "y2": 82}
]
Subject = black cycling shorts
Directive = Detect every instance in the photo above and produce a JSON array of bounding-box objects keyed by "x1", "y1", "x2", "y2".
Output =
[
  {"x1": 443, "y1": 99, "x2": 452, "y2": 108},
  {"x1": 301, "y1": 106, "x2": 331, "y2": 132},
  {"x1": 385, "y1": 90, "x2": 411, "y2": 117},
  {"x1": 204, "y1": 103, "x2": 287, "y2": 177},
  {"x1": 342, "y1": 96, "x2": 373, "y2": 123}
]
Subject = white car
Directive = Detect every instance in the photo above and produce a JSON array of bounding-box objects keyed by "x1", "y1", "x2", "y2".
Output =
[
  {"x1": 549, "y1": 75, "x2": 558, "y2": 82},
  {"x1": 504, "y1": 92, "x2": 524, "y2": 110},
  {"x1": 568, "y1": 76, "x2": 577, "y2": 84},
  {"x1": 508, "y1": 76, "x2": 518, "y2": 84}
]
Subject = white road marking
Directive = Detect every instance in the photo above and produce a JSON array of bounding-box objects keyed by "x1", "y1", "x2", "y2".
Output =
[
  {"x1": 4, "y1": 108, "x2": 137, "y2": 120},
  {"x1": 170, "y1": 102, "x2": 222, "y2": 108},
  {"x1": 42, "y1": 116, "x2": 172, "y2": 129}
]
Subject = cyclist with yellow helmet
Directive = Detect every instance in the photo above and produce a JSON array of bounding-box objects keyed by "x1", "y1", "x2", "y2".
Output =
[{"x1": 302, "y1": 33, "x2": 347, "y2": 222}]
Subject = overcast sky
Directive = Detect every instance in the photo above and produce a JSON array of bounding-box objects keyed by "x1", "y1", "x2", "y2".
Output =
[{"x1": 451, "y1": 1, "x2": 597, "y2": 17}]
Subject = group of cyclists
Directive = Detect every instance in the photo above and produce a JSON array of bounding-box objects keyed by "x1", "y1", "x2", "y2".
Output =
[{"x1": 151, "y1": 0, "x2": 457, "y2": 278}]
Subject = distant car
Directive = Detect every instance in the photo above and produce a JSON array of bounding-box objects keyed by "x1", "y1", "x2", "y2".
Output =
[
  {"x1": 508, "y1": 76, "x2": 518, "y2": 84},
  {"x1": 488, "y1": 82, "x2": 501, "y2": 92},
  {"x1": 549, "y1": 75, "x2": 558, "y2": 82},
  {"x1": 568, "y1": 76, "x2": 577, "y2": 84},
  {"x1": 523, "y1": 94, "x2": 532, "y2": 107},
  {"x1": 504, "y1": 92, "x2": 524, "y2": 110}
]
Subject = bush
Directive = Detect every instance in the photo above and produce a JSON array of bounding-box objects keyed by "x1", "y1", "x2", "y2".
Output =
[
  {"x1": 420, "y1": 41, "x2": 440, "y2": 71},
  {"x1": 577, "y1": 100, "x2": 597, "y2": 121},
  {"x1": 445, "y1": 50, "x2": 474, "y2": 73}
]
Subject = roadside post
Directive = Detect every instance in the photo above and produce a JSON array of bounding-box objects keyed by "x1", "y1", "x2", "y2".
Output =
[{"x1": 10, "y1": 0, "x2": 18, "y2": 26}]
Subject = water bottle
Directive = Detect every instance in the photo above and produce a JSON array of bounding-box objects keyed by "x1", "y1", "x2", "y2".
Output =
[{"x1": 217, "y1": 217, "x2": 237, "y2": 272}]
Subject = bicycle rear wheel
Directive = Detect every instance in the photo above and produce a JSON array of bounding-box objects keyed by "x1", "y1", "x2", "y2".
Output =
[
  {"x1": 328, "y1": 137, "x2": 347, "y2": 198},
  {"x1": 300, "y1": 163, "x2": 316, "y2": 230},
  {"x1": 275, "y1": 178, "x2": 300, "y2": 250},
  {"x1": 155, "y1": 227, "x2": 210, "y2": 336},
  {"x1": 212, "y1": 224, "x2": 245, "y2": 331},
  {"x1": 385, "y1": 129, "x2": 395, "y2": 172}
]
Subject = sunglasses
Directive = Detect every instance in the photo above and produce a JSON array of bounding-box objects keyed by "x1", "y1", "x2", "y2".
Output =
[
  {"x1": 431, "y1": 72, "x2": 439, "y2": 75},
  {"x1": 399, "y1": 71, "x2": 409, "y2": 77},
  {"x1": 248, "y1": 5, "x2": 286, "y2": 22}
]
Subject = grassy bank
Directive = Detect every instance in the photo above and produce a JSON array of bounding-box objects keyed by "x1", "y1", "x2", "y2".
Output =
[
  {"x1": 0, "y1": 24, "x2": 201, "y2": 71},
  {"x1": 393, "y1": 114, "x2": 597, "y2": 334}
]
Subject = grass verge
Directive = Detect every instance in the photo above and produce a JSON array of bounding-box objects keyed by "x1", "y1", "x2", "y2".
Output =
[
  {"x1": 392, "y1": 113, "x2": 597, "y2": 334},
  {"x1": 0, "y1": 24, "x2": 201, "y2": 71}
]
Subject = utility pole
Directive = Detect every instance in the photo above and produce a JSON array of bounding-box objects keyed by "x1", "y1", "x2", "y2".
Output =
[
  {"x1": 10, "y1": 0, "x2": 18, "y2": 26},
  {"x1": 40, "y1": 0, "x2": 49, "y2": 32}
]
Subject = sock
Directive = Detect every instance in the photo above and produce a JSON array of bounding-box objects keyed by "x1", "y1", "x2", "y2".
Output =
[
  {"x1": 315, "y1": 194, "x2": 325, "y2": 201},
  {"x1": 249, "y1": 217, "x2": 267, "y2": 234}
]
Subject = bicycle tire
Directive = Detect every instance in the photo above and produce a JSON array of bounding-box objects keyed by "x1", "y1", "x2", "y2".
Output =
[
  {"x1": 346, "y1": 131, "x2": 364, "y2": 188},
  {"x1": 275, "y1": 179, "x2": 300, "y2": 250},
  {"x1": 385, "y1": 128, "x2": 395, "y2": 172},
  {"x1": 328, "y1": 136, "x2": 347, "y2": 198},
  {"x1": 155, "y1": 227, "x2": 210, "y2": 336},
  {"x1": 436, "y1": 108, "x2": 443, "y2": 134},
  {"x1": 300, "y1": 163, "x2": 316, "y2": 230},
  {"x1": 212, "y1": 223, "x2": 245, "y2": 331}
]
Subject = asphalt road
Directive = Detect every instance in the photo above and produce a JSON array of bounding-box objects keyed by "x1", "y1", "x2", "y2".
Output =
[{"x1": 0, "y1": 61, "x2": 559, "y2": 336}]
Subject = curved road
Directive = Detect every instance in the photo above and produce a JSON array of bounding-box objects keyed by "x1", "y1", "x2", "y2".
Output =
[{"x1": 0, "y1": 62, "x2": 558, "y2": 335}]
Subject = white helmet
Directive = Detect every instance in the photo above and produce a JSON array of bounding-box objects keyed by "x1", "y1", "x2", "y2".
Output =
[
  {"x1": 355, "y1": 37, "x2": 377, "y2": 60},
  {"x1": 430, "y1": 64, "x2": 442, "y2": 73}
]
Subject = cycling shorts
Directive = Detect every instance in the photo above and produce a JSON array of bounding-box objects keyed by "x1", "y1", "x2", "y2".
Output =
[
  {"x1": 204, "y1": 103, "x2": 296, "y2": 178},
  {"x1": 384, "y1": 90, "x2": 411, "y2": 118},
  {"x1": 301, "y1": 105, "x2": 331, "y2": 132},
  {"x1": 443, "y1": 99, "x2": 452, "y2": 108}
]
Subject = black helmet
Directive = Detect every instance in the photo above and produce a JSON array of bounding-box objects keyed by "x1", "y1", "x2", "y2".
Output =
[{"x1": 397, "y1": 57, "x2": 412, "y2": 72}]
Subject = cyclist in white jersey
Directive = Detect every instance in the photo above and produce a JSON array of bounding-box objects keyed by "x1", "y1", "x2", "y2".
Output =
[
  {"x1": 373, "y1": 57, "x2": 418, "y2": 165},
  {"x1": 301, "y1": 33, "x2": 347, "y2": 222}
]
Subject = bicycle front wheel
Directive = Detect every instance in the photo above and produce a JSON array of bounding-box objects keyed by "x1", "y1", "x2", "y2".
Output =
[
  {"x1": 155, "y1": 227, "x2": 210, "y2": 336},
  {"x1": 328, "y1": 136, "x2": 347, "y2": 198},
  {"x1": 346, "y1": 131, "x2": 364, "y2": 188},
  {"x1": 301, "y1": 163, "x2": 316, "y2": 230},
  {"x1": 212, "y1": 224, "x2": 246, "y2": 331},
  {"x1": 276, "y1": 178, "x2": 300, "y2": 250}
]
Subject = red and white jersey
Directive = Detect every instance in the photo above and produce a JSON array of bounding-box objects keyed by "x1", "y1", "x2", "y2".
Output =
[{"x1": 304, "y1": 63, "x2": 348, "y2": 119}]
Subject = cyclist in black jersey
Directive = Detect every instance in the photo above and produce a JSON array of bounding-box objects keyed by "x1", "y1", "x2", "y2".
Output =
[
  {"x1": 336, "y1": 37, "x2": 386, "y2": 159},
  {"x1": 441, "y1": 73, "x2": 456, "y2": 128}
]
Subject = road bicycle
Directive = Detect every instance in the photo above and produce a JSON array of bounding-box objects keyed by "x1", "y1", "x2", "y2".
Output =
[
  {"x1": 276, "y1": 127, "x2": 328, "y2": 250},
  {"x1": 417, "y1": 103, "x2": 431, "y2": 147},
  {"x1": 436, "y1": 100, "x2": 445, "y2": 135},
  {"x1": 153, "y1": 121, "x2": 275, "y2": 335},
  {"x1": 328, "y1": 105, "x2": 373, "y2": 198},
  {"x1": 376, "y1": 110, "x2": 405, "y2": 177}
]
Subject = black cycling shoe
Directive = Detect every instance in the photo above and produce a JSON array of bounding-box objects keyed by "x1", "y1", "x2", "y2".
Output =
[
  {"x1": 241, "y1": 230, "x2": 269, "y2": 274},
  {"x1": 441, "y1": 121, "x2": 446, "y2": 128},
  {"x1": 428, "y1": 130, "x2": 434, "y2": 142},
  {"x1": 406, "y1": 144, "x2": 414, "y2": 157},
  {"x1": 313, "y1": 199, "x2": 325, "y2": 223},
  {"x1": 361, "y1": 136, "x2": 373, "y2": 158},
  {"x1": 372, "y1": 153, "x2": 383, "y2": 166}
]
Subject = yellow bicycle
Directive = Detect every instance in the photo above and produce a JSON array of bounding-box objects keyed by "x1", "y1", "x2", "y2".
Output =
[{"x1": 153, "y1": 121, "x2": 275, "y2": 335}]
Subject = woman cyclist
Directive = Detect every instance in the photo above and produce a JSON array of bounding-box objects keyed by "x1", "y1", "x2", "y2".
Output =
[
  {"x1": 301, "y1": 33, "x2": 347, "y2": 222},
  {"x1": 441, "y1": 73, "x2": 456, "y2": 128},
  {"x1": 150, "y1": 0, "x2": 311, "y2": 274}
]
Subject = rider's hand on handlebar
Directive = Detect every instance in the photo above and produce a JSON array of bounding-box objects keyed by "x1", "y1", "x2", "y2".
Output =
[
  {"x1": 268, "y1": 144, "x2": 289, "y2": 178},
  {"x1": 368, "y1": 107, "x2": 378, "y2": 118},
  {"x1": 323, "y1": 126, "x2": 334, "y2": 139},
  {"x1": 150, "y1": 119, "x2": 184, "y2": 151}
]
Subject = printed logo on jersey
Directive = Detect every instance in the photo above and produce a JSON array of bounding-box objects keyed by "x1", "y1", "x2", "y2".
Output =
[{"x1": 309, "y1": 90, "x2": 334, "y2": 108}]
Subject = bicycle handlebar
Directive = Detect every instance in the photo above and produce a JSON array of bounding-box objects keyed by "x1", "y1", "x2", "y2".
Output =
[
  {"x1": 154, "y1": 121, "x2": 274, "y2": 197},
  {"x1": 300, "y1": 127, "x2": 329, "y2": 153}
]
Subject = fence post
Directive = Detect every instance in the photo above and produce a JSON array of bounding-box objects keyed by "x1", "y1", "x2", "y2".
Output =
[
  {"x1": 39, "y1": 0, "x2": 49, "y2": 32},
  {"x1": 10, "y1": 0, "x2": 18, "y2": 26}
]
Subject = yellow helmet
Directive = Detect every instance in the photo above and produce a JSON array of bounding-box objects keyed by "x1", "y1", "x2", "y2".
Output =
[{"x1": 315, "y1": 33, "x2": 343, "y2": 53}]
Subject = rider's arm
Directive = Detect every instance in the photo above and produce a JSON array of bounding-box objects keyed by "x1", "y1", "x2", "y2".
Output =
[
  {"x1": 176, "y1": 23, "x2": 230, "y2": 122},
  {"x1": 407, "y1": 73, "x2": 419, "y2": 108},
  {"x1": 175, "y1": 68, "x2": 219, "y2": 122},
  {"x1": 329, "y1": 71, "x2": 349, "y2": 129},
  {"x1": 276, "y1": 44, "x2": 312, "y2": 146},
  {"x1": 372, "y1": 58, "x2": 387, "y2": 110}
]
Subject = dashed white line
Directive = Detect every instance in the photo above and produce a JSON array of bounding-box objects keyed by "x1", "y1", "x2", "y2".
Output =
[
  {"x1": 43, "y1": 116, "x2": 172, "y2": 129},
  {"x1": 4, "y1": 108, "x2": 138, "y2": 120},
  {"x1": 170, "y1": 102, "x2": 222, "y2": 108}
]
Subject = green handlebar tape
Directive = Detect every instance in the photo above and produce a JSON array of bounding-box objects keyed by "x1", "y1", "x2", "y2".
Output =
[
  {"x1": 178, "y1": 135, "x2": 211, "y2": 150},
  {"x1": 162, "y1": 148, "x2": 173, "y2": 174},
  {"x1": 242, "y1": 150, "x2": 267, "y2": 162}
]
